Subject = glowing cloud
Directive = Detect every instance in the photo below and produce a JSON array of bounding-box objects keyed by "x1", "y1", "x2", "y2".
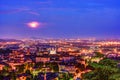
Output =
[{"x1": 27, "y1": 21, "x2": 40, "y2": 28}]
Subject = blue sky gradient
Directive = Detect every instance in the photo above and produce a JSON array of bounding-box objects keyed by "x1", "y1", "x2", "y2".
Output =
[{"x1": 0, "y1": 0, "x2": 120, "y2": 39}]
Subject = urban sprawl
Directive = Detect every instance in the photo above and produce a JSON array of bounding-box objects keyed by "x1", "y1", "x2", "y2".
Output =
[{"x1": 0, "y1": 39, "x2": 120, "y2": 80}]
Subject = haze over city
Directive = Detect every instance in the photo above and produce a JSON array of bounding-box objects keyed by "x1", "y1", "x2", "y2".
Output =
[{"x1": 0, "y1": 0, "x2": 120, "y2": 39}]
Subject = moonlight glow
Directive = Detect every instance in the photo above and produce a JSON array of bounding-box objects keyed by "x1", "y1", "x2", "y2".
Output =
[{"x1": 27, "y1": 22, "x2": 40, "y2": 28}]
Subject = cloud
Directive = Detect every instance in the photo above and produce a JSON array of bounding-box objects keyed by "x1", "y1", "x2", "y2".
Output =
[
  {"x1": 25, "y1": 21, "x2": 47, "y2": 29},
  {"x1": 27, "y1": 11, "x2": 40, "y2": 16},
  {"x1": 0, "y1": 9, "x2": 23, "y2": 14},
  {"x1": 0, "y1": 7, "x2": 30, "y2": 14},
  {"x1": 0, "y1": 7, "x2": 40, "y2": 16},
  {"x1": 38, "y1": 7, "x2": 79, "y2": 11}
]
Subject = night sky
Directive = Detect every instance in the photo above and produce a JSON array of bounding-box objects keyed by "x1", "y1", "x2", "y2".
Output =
[{"x1": 0, "y1": 0, "x2": 120, "y2": 39}]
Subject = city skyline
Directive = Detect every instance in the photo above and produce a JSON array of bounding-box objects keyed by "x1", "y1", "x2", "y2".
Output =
[{"x1": 0, "y1": 0, "x2": 120, "y2": 39}]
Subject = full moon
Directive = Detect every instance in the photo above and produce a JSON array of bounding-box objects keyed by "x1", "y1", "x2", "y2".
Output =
[{"x1": 27, "y1": 21, "x2": 40, "y2": 28}]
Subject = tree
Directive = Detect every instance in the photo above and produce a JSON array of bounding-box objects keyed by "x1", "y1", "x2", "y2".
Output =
[
  {"x1": 94, "y1": 52, "x2": 104, "y2": 58},
  {"x1": 75, "y1": 63, "x2": 85, "y2": 71},
  {"x1": 16, "y1": 64, "x2": 25, "y2": 73},
  {"x1": 51, "y1": 62, "x2": 59, "y2": 72},
  {"x1": 25, "y1": 70, "x2": 31, "y2": 75},
  {"x1": 109, "y1": 73, "x2": 120, "y2": 80},
  {"x1": 99, "y1": 58, "x2": 118, "y2": 67},
  {"x1": 9, "y1": 70, "x2": 16, "y2": 80},
  {"x1": 59, "y1": 73, "x2": 69, "y2": 80},
  {"x1": 34, "y1": 62, "x2": 44, "y2": 69},
  {"x1": 82, "y1": 58, "x2": 120, "y2": 80}
]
